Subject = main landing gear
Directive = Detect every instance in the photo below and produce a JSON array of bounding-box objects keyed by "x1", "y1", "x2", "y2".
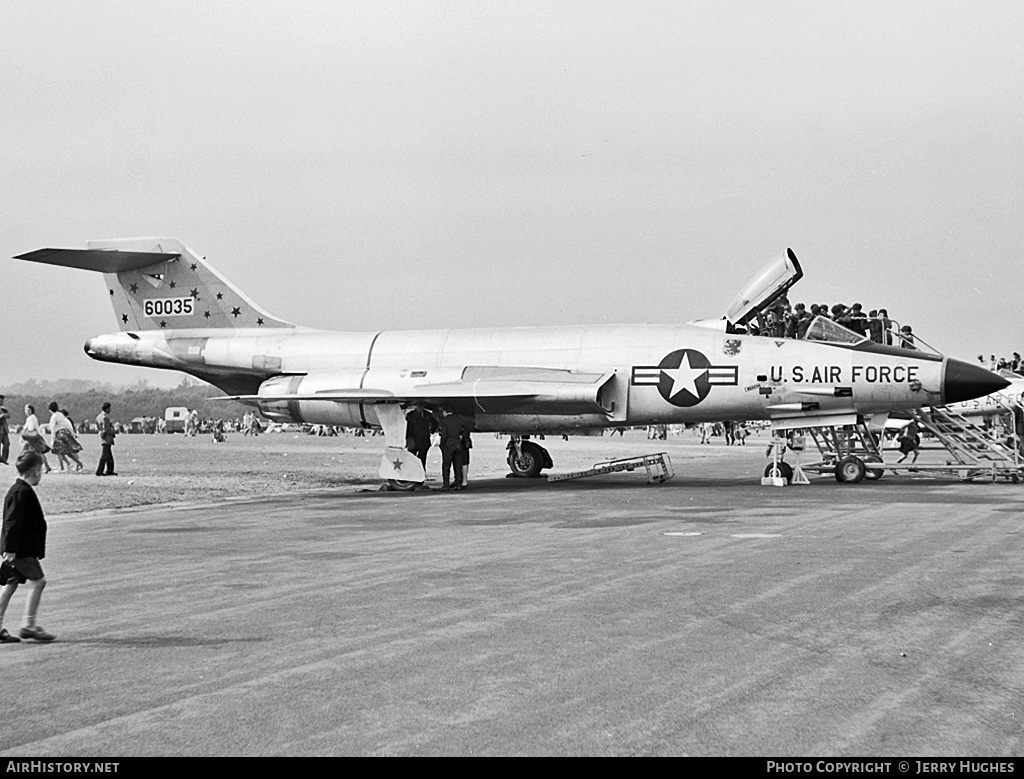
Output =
[{"x1": 506, "y1": 436, "x2": 553, "y2": 478}]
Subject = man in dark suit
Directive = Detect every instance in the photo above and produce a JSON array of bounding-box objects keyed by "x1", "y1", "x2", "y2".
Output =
[
  {"x1": 404, "y1": 404, "x2": 438, "y2": 469},
  {"x1": 95, "y1": 401, "x2": 117, "y2": 476},
  {"x1": 438, "y1": 406, "x2": 468, "y2": 491},
  {"x1": 0, "y1": 451, "x2": 55, "y2": 642}
]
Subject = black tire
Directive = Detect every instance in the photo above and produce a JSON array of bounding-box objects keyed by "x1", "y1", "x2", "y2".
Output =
[
  {"x1": 508, "y1": 441, "x2": 545, "y2": 478},
  {"x1": 763, "y1": 462, "x2": 793, "y2": 484},
  {"x1": 835, "y1": 456, "x2": 866, "y2": 484},
  {"x1": 863, "y1": 455, "x2": 883, "y2": 481},
  {"x1": 387, "y1": 479, "x2": 418, "y2": 492}
]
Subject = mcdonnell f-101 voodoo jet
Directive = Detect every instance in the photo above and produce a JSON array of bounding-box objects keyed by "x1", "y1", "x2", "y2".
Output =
[{"x1": 16, "y1": 239, "x2": 1007, "y2": 488}]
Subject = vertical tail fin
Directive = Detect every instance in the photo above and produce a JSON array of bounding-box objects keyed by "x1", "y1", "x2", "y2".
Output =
[{"x1": 16, "y1": 237, "x2": 294, "y2": 332}]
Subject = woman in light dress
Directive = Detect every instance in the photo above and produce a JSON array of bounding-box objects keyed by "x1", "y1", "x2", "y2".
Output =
[{"x1": 20, "y1": 404, "x2": 52, "y2": 473}]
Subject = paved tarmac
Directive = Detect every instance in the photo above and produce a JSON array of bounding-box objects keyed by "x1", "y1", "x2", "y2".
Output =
[{"x1": 1, "y1": 442, "x2": 1022, "y2": 756}]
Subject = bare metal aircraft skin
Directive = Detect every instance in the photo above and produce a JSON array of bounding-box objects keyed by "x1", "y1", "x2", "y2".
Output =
[{"x1": 16, "y1": 238, "x2": 1007, "y2": 483}]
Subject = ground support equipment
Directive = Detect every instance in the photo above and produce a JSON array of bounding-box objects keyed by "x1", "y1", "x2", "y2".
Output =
[
  {"x1": 547, "y1": 453, "x2": 673, "y2": 484},
  {"x1": 891, "y1": 406, "x2": 1023, "y2": 483},
  {"x1": 782, "y1": 406, "x2": 1022, "y2": 484},
  {"x1": 775, "y1": 419, "x2": 885, "y2": 484},
  {"x1": 762, "y1": 434, "x2": 810, "y2": 486}
]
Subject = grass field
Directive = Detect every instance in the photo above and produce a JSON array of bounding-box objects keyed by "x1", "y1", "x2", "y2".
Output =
[
  {"x1": 21, "y1": 428, "x2": 774, "y2": 516},
  {"x1": 22, "y1": 431, "x2": 385, "y2": 515}
]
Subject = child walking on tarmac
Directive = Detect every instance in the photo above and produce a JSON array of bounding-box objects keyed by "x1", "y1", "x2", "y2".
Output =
[{"x1": 0, "y1": 451, "x2": 56, "y2": 643}]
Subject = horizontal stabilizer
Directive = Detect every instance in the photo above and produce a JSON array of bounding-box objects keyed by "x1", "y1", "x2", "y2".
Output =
[{"x1": 15, "y1": 248, "x2": 179, "y2": 273}]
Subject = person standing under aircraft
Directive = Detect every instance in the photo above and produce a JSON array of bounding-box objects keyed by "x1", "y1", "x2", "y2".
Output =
[
  {"x1": 438, "y1": 406, "x2": 468, "y2": 491},
  {"x1": 896, "y1": 420, "x2": 921, "y2": 465},
  {"x1": 460, "y1": 417, "x2": 473, "y2": 489},
  {"x1": 0, "y1": 451, "x2": 56, "y2": 643},
  {"x1": 95, "y1": 402, "x2": 116, "y2": 476},
  {"x1": 404, "y1": 404, "x2": 437, "y2": 469}
]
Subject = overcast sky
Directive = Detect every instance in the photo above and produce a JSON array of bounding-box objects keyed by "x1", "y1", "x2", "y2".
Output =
[{"x1": 2, "y1": 1, "x2": 1022, "y2": 388}]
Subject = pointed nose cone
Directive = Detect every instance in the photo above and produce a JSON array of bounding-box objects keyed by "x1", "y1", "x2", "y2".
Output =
[{"x1": 943, "y1": 358, "x2": 1010, "y2": 404}]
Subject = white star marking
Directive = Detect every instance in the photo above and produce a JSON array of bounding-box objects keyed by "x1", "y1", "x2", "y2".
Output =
[{"x1": 660, "y1": 352, "x2": 707, "y2": 401}]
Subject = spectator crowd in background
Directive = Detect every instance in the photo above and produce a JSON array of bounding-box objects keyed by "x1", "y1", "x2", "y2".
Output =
[{"x1": 979, "y1": 353, "x2": 1024, "y2": 375}]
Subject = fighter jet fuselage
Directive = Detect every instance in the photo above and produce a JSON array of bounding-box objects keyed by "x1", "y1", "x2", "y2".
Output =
[{"x1": 81, "y1": 320, "x2": 993, "y2": 435}]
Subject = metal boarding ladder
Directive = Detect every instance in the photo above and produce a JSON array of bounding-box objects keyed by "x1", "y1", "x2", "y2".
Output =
[
  {"x1": 804, "y1": 419, "x2": 883, "y2": 465},
  {"x1": 546, "y1": 453, "x2": 674, "y2": 484},
  {"x1": 910, "y1": 405, "x2": 1022, "y2": 481}
]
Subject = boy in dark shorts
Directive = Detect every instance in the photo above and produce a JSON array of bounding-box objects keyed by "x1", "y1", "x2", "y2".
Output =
[{"x1": 0, "y1": 451, "x2": 56, "y2": 643}]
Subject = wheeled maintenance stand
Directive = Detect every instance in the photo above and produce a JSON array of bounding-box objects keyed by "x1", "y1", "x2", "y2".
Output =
[{"x1": 547, "y1": 453, "x2": 674, "y2": 484}]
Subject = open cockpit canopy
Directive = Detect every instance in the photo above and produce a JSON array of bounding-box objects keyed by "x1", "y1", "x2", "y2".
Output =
[{"x1": 724, "y1": 248, "x2": 803, "y2": 328}]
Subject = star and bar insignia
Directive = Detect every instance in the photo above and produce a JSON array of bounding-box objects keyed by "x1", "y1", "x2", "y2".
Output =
[{"x1": 631, "y1": 348, "x2": 739, "y2": 407}]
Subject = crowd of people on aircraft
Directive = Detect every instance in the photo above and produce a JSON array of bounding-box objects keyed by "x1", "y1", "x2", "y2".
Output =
[{"x1": 741, "y1": 297, "x2": 916, "y2": 348}]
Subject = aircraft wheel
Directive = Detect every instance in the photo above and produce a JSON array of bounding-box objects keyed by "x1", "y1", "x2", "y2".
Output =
[
  {"x1": 763, "y1": 463, "x2": 793, "y2": 484},
  {"x1": 387, "y1": 479, "x2": 419, "y2": 492},
  {"x1": 863, "y1": 455, "x2": 883, "y2": 480},
  {"x1": 508, "y1": 441, "x2": 545, "y2": 478},
  {"x1": 835, "y1": 456, "x2": 866, "y2": 484}
]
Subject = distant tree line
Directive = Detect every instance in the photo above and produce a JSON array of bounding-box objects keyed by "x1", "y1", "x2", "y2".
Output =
[{"x1": 0, "y1": 376, "x2": 252, "y2": 427}]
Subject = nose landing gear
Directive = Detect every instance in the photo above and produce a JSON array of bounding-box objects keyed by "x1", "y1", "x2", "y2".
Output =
[{"x1": 506, "y1": 437, "x2": 552, "y2": 478}]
